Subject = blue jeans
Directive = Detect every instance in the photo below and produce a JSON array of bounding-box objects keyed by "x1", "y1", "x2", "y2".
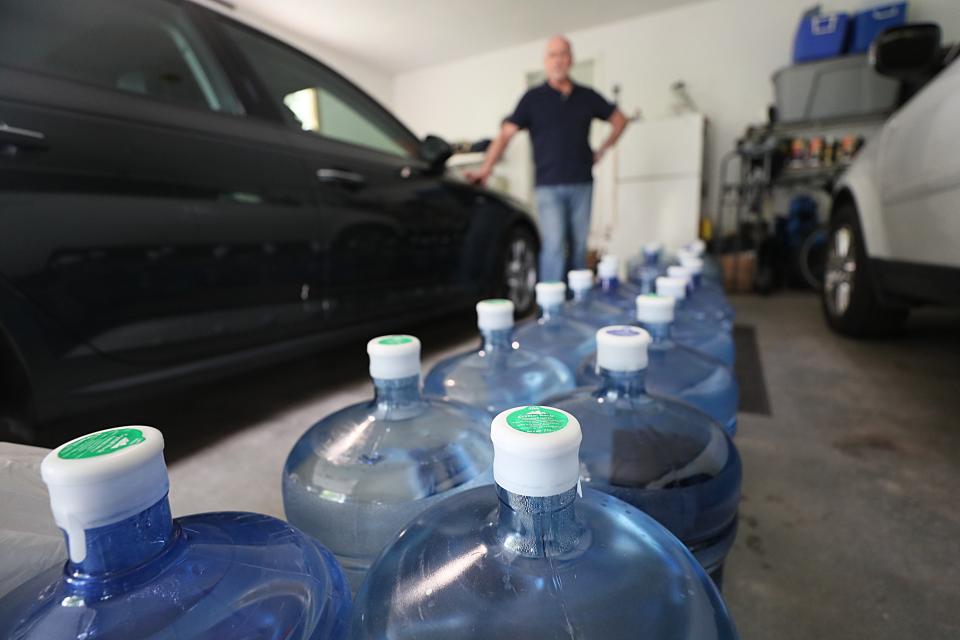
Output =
[{"x1": 535, "y1": 183, "x2": 593, "y2": 282}]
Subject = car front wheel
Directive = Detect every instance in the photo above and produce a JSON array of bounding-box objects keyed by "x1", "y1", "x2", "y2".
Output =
[
  {"x1": 500, "y1": 227, "x2": 538, "y2": 316},
  {"x1": 822, "y1": 202, "x2": 907, "y2": 337}
]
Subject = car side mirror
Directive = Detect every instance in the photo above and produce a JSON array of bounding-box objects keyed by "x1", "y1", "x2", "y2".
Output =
[
  {"x1": 420, "y1": 134, "x2": 453, "y2": 171},
  {"x1": 871, "y1": 23, "x2": 942, "y2": 81}
]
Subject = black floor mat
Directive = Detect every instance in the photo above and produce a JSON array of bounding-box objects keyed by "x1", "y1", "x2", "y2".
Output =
[{"x1": 733, "y1": 324, "x2": 771, "y2": 415}]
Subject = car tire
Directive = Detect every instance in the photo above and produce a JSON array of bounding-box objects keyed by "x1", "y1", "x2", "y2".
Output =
[
  {"x1": 499, "y1": 226, "x2": 538, "y2": 317},
  {"x1": 821, "y1": 202, "x2": 908, "y2": 337}
]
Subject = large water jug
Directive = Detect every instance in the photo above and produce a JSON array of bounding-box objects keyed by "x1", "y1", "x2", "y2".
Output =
[
  {"x1": 0, "y1": 426, "x2": 351, "y2": 639},
  {"x1": 678, "y1": 239, "x2": 723, "y2": 284},
  {"x1": 564, "y1": 269, "x2": 628, "y2": 329},
  {"x1": 350, "y1": 405, "x2": 739, "y2": 639},
  {"x1": 423, "y1": 299, "x2": 574, "y2": 414},
  {"x1": 658, "y1": 276, "x2": 736, "y2": 367},
  {"x1": 577, "y1": 295, "x2": 739, "y2": 436},
  {"x1": 594, "y1": 254, "x2": 643, "y2": 312},
  {"x1": 284, "y1": 335, "x2": 493, "y2": 592},
  {"x1": 628, "y1": 241, "x2": 665, "y2": 293},
  {"x1": 676, "y1": 254, "x2": 736, "y2": 321},
  {"x1": 514, "y1": 281, "x2": 596, "y2": 373},
  {"x1": 550, "y1": 326, "x2": 741, "y2": 583},
  {"x1": 667, "y1": 265, "x2": 734, "y2": 328}
]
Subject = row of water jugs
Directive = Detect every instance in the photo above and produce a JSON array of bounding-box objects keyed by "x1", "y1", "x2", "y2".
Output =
[{"x1": 0, "y1": 242, "x2": 743, "y2": 639}]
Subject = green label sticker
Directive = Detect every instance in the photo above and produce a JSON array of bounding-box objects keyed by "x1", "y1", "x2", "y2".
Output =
[
  {"x1": 378, "y1": 335, "x2": 413, "y2": 345},
  {"x1": 58, "y1": 428, "x2": 145, "y2": 460},
  {"x1": 485, "y1": 299, "x2": 511, "y2": 304},
  {"x1": 506, "y1": 406, "x2": 568, "y2": 434}
]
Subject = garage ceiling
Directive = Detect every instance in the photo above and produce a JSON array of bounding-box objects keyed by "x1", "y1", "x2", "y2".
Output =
[{"x1": 229, "y1": 0, "x2": 709, "y2": 73}]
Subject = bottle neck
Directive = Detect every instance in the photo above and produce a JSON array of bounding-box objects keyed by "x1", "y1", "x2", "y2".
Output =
[
  {"x1": 481, "y1": 328, "x2": 515, "y2": 352},
  {"x1": 571, "y1": 287, "x2": 591, "y2": 304},
  {"x1": 495, "y1": 485, "x2": 583, "y2": 558},
  {"x1": 539, "y1": 302, "x2": 562, "y2": 322},
  {"x1": 599, "y1": 276, "x2": 619, "y2": 293},
  {"x1": 639, "y1": 321, "x2": 671, "y2": 343},
  {"x1": 597, "y1": 367, "x2": 647, "y2": 396},
  {"x1": 373, "y1": 375, "x2": 423, "y2": 418},
  {"x1": 67, "y1": 496, "x2": 176, "y2": 579}
]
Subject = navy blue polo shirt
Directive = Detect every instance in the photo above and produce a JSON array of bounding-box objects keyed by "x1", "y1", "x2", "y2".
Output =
[{"x1": 505, "y1": 82, "x2": 616, "y2": 186}]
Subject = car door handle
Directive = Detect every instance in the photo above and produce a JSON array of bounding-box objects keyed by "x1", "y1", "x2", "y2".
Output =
[
  {"x1": 0, "y1": 121, "x2": 48, "y2": 150},
  {"x1": 316, "y1": 168, "x2": 365, "y2": 186}
]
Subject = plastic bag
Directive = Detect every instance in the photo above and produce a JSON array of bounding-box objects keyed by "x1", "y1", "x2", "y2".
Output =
[{"x1": 0, "y1": 443, "x2": 65, "y2": 598}]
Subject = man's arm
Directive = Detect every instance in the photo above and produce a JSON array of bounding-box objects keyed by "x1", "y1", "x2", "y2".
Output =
[
  {"x1": 464, "y1": 121, "x2": 520, "y2": 186},
  {"x1": 593, "y1": 108, "x2": 628, "y2": 164}
]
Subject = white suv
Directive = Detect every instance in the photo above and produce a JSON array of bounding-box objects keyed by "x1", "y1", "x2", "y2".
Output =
[{"x1": 824, "y1": 24, "x2": 960, "y2": 336}]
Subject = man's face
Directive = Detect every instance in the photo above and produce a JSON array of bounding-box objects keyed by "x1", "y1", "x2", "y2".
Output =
[{"x1": 544, "y1": 38, "x2": 572, "y2": 83}]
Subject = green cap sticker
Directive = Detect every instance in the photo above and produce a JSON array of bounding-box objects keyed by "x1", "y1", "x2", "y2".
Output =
[
  {"x1": 58, "y1": 428, "x2": 145, "y2": 460},
  {"x1": 485, "y1": 299, "x2": 511, "y2": 304},
  {"x1": 506, "y1": 406, "x2": 568, "y2": 434},
  {"x1": 378, "y1": 335, "x2": 413, "y2": 345}
]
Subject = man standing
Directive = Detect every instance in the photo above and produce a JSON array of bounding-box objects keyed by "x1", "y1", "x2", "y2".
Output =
[{"x1": 466, "y1": 35, "x2": 628, "y2": 282}]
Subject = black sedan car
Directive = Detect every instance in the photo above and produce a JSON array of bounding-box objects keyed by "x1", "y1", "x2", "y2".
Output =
[{"x1": 0, "y1": 0, "x2": 539, "y2": 441}]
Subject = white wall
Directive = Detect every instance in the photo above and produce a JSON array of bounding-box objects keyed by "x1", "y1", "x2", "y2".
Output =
[{"x1": 393, "y1": 0, "x2": 960, "y2": 250}]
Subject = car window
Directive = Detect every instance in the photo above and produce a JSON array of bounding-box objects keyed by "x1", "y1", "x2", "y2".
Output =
[
  {"x1": 219, "y1": 20, "x2": 417, "y2": 158},
  {"x1": 0, "y1": 0, "x2": 242, "y2": 115}
]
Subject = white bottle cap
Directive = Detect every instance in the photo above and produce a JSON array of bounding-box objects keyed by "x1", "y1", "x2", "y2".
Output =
[
  {"x1": 567, "y1": 269, "x2": 594, "y2": 292},
  {"x1": 667, "y1": 265, "x2": 694, "y2": 280},
  {"x1": 491, "y1": 406, "x2": 582, "y2": 497},
  {"x1": 678, "y1": 254, "x2": 704, "y2": 274},
  {"x1": 596, "y1": 326, "x2": 651, "y2": 371},
  {"x1": 41, "y1": 426, "x2": 168, "y2": 563},
  {"x1": 643, "y1": 241, "x2": 663, "y2": 255},
  {"x1": 597, "y1": 256, "x2": 618, "y2": 279},
  {"x1": 636, "y1": 293, "x2": 675, "y2": 324},
  {"x1": 477, "y1": 299, "x2": 515, "y2": 331},
  {"x1": 686, "y1": 239, "x2": 706, "y2": 256},
  {"x1": 535, "y1": 281, "x2": 566, "y2": 308},
  {"x1": 367, "y1": 335, "x2": 421, "y2": 380},
  {"x1": 657, "y1": 276, "x2": 688, "y2": 300}
]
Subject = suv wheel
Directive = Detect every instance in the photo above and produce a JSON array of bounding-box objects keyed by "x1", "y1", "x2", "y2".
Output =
[{"x1": 822, "y1": 202, "x2": 908, "y2": 337}]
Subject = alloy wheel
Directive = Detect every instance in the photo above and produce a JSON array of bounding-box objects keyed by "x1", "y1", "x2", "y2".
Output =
[
  {"x1": 823, "y1": 225, "x2": 856, "y2": 317},
  {"x1": 504, "y1": 237, "x2": 536, "y2": 313}
]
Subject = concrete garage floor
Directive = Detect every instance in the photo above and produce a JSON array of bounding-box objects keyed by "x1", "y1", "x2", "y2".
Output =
[{"x1": 65, "y1": 292, "x2": 960, "y2": 637}]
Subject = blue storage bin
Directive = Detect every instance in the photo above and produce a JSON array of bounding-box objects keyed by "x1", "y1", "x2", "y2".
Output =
[
  {"x1": 850, "y1": 3, "x2": 908, "y2": 53},
  {"x1": 794, "y1": 12, "x2": 851, "y2": 63}
]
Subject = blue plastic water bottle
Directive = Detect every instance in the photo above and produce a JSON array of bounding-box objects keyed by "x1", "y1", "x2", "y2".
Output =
[
  {"x1": 676, "y1": 254, "x2": 736, "y2": 321},
  {"x1": 0, "y1": 426, "x2": 351, "y2": 639},
  {"x1": 423, "y1": 299, "x2": 575, "y2": 415},
  {"x1": 678, "y1": 239, "x2": 723, "y2": 284},
  {"x1": 667, "y1": 264, "x2": 734, "y2": 328},
  {"x1": 594, "y1": 255, "x2": 644, "y2": 312},
  {"x1": 550, "y1": 327, "x2": 741, "y2": 583},
  {"x1": 350, "y1": 405, "x2": 739, "y2": 639},
  {"x1": 514, "y1": 281, "x2": 596, "y2": 373},
  {"x1": 658, "y1": 276, "x2": 736, "y2": 366},
  {"x1": 284, "y1": 335, "x2": 493, "y2": 592},
  {"x1": 565, "y1": 269, "x2": 629, "y2": 329},
  {"x1": 577, "y1": 294, "x2": 740, "y2": 436},
  {"x1": 628, "y1": 241, "x2": 665, "y2": 293}
]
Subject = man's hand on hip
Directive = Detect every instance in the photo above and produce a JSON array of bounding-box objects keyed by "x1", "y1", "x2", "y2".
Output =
[{"x1": 464, "y1": 168, "x2": 491, "y2": 186}]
